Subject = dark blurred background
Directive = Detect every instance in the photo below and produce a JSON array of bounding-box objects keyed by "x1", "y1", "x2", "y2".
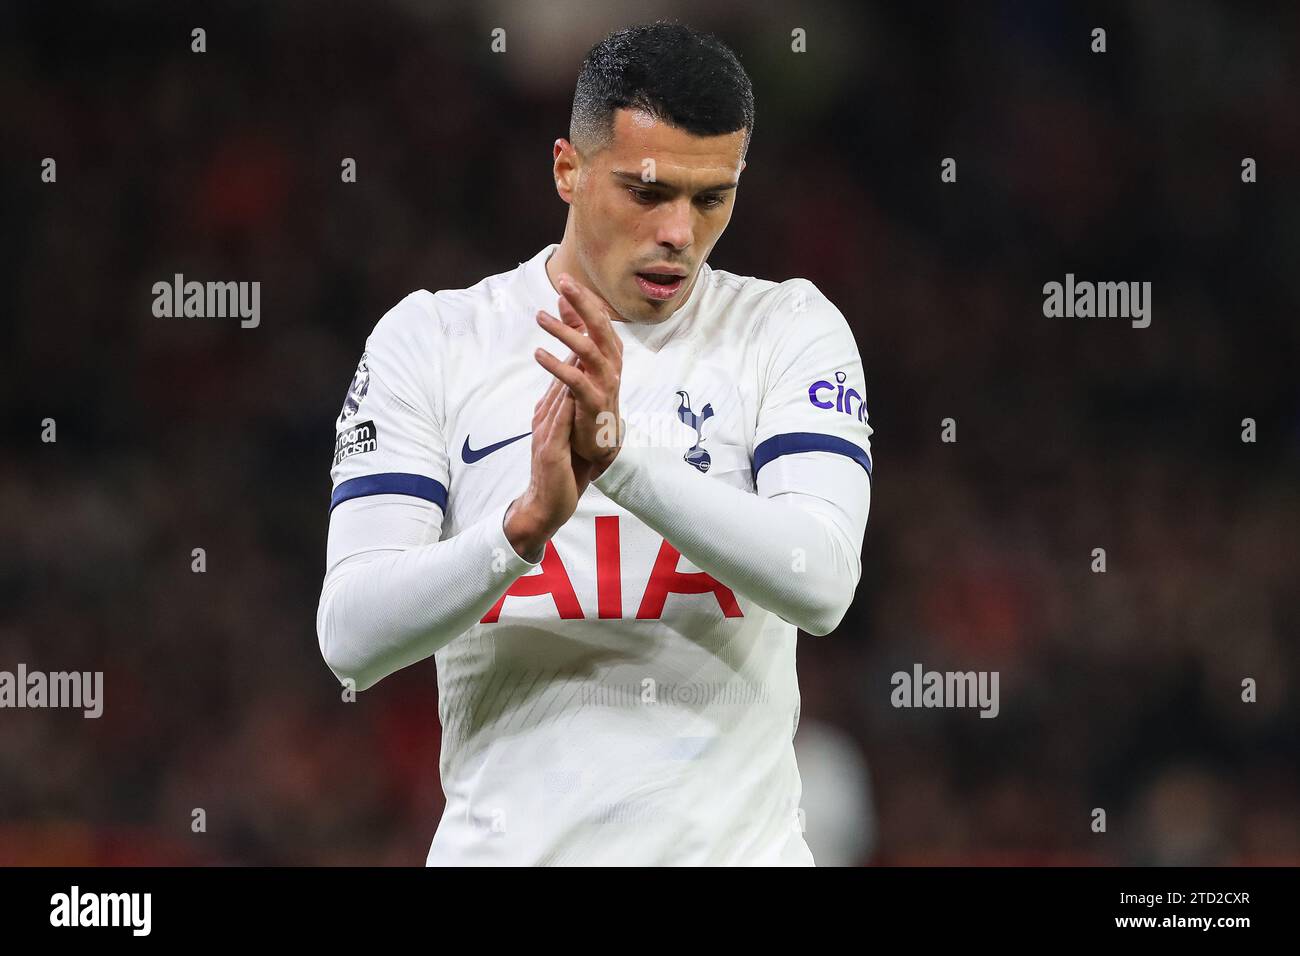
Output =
[{"x1": 1, "y1": 0, "x2": 1297, "y2": 865}]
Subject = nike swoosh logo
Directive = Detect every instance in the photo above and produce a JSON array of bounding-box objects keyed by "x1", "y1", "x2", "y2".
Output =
[{"x1": 462, "y1": 431, "x2": 530, "y2": 464}]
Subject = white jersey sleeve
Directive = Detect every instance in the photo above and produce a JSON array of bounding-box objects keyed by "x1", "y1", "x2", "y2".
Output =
[
  {"x1": 752, "y1": 279, "x2": 873, "y2": 588},
  {"x1": 328, "y1": 291, "x2": 451, "y2": 510},
  {"x1": 317, "y1": 293, "x2": 542, "y2": 692},
  {"x1": 753, "y1": 278, "x2": 874, "y2": 501}
]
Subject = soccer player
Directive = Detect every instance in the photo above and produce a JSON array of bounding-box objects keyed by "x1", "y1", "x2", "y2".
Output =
[{"x1": 317, "y1": 22, "x2": 873, "y2": 865}]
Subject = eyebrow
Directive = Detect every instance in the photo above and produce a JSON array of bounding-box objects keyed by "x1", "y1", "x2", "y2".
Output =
[{"x1": 611, "y1": 170, "x2": 739, "y2": 193}]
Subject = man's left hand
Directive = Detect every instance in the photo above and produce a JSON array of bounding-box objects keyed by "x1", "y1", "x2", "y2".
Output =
[{"x1": 534, "y1": 273, "x2": 625, "y2": 479}]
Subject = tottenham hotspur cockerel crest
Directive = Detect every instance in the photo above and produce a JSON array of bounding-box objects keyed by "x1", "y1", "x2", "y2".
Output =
[{"x1": 676, "y1": 389, "x2": 714, "y2": 473}]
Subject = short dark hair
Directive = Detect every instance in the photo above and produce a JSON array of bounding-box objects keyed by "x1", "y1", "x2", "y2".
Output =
[{"x1": 570, "y1": 22, "x2": 755, "y2": 156}]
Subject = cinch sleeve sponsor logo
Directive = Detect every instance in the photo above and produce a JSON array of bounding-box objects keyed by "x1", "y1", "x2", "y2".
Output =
[{"x1": 807, "y1": 370, "x2": 868, "y2": 422}]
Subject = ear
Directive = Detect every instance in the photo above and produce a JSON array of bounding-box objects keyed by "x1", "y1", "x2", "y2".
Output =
[{"x1": 553, "y1": 138, "x2": 580, "y2": 205}]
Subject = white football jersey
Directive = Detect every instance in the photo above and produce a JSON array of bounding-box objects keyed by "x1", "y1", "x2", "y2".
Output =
[{"x1": 326, "y1": 244, "x2": 873, "y2": 865}]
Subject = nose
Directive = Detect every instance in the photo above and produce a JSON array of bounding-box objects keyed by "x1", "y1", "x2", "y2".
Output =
[{"x1": 655, "y1": 196, "x2": 694, "y2": 254}]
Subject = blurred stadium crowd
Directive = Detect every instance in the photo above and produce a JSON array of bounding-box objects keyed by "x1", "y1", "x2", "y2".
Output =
[{"x1": 2, "y1": 1, "x2": 1297, "y2": 864}]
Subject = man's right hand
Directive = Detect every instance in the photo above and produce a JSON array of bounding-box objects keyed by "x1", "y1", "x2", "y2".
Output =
[{"x1": 504, "y1": 356, "x2": 594, "y2": 562}]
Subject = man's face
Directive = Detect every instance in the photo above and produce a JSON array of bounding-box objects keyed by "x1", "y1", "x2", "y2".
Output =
[{"x1": 555, "y1": 108, "x2": 747, "y2": 323}]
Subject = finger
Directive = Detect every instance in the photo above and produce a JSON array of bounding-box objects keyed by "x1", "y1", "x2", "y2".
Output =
[
  {"x1": 540, "y1": 381, "x2": 577, "y2": 454},
  {"x1": 554, "y1": 301, "x2": 585, "y2": 331},
  {"x1": 559, "y1": 291, "x2": 622, "y2": 368},
  {"x1": 539, "y1": 350, "x2": 598, "y2": 406},
  {"x1": 557, "y1": 274, "x2": 620, "y2": 358},
  {"x1": 534, "y1": 379, "x2": 558, "y2": 429},
  {"x1": 555, "y1": 300, "x2": 608, "y2": 368},
  {"x1": 539, "y1": 358, "x2": 576, "y2": 420},
  {"x1": 536, "y1": 348, "x2": 602, "y2": 409},
  {"x1": 540, "y1": 306, "x2": 584, "y2": 334},
  {"x1": 534, "y1": 352, "x2": 580, "y2": 426},
  {"x1": 557, "y1": 291, "x2": 614, "y2": 361},
  {"x1": 535, "y1": 352, "x2": 580, "y2": 438},
  {"x1": 534, "y1": 373, "x2": 563, "y2": 431},
  {"x1": 537, "y1": 310, "x2": 607, "y2": 374},
  {"x1": 553, "y1": 392, "x2": 575, "y2": 442},
  {"x1": 540, "y1": 363, "x2": 567, "y2": 407},
  {"x1": 539, "y1": 374, "x2": 563, "y2": 420}
]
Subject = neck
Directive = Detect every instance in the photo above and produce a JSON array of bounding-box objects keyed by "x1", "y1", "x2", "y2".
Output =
[
  {"x1": 544, "y1": 220, "x2": 578, "y2": 287},
  {"x1": 545, "y1": 223, "x2": 628, "y2": 323}
]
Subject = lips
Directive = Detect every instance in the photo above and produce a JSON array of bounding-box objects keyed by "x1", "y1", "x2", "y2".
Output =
[{"x1": 635, "y1": 271, "x2": 686, "y2": 300}]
